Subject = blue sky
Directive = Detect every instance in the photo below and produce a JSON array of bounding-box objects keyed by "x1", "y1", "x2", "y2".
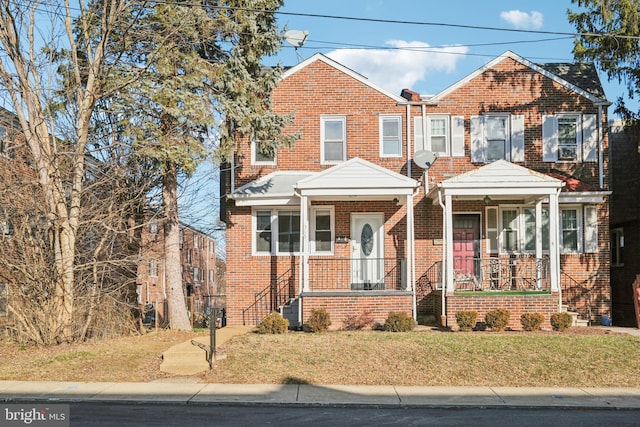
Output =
[{"x1": 267, "y1": 0, "x2": 630, "y2": 113}]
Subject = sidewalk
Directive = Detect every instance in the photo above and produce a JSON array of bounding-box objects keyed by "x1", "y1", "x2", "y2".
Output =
[{"x1": 0, "y1": 381, "x2": 639, "y2": 409}]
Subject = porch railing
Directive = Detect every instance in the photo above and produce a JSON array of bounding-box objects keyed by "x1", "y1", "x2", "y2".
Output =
[
  {"x1": 242, "y1": 269, "x2": 296, "y2": 326},
  {"x1": 308, "y1": 257, "x2": 406, "y2": 291},
  {"x1": 453, "y1": 257, "x2": 550, "y2": 292}
]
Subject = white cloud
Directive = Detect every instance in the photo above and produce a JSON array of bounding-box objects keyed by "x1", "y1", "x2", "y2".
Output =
[
  {"x1": 500, "y1": 10, "x2": 543, "y2": 30},
  {"x1": 326, "y1": 40, "x2": 468, "y2": 95}
]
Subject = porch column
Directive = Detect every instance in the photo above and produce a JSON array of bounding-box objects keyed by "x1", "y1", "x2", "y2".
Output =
[
  {"x1": 548, "y1": 190, "x2": 560, "y2": 294},
  {"x1": 444, "y1": 193, "x2": 454, "y2": 293},
  {"x1": 299, "y1": 195, "x2": 310, "y2": 292}
]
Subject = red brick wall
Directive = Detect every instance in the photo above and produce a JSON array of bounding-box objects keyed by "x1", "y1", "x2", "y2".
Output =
[
  {"x1": 445, "y1": 292, "x2": 560, "y2": 330},
  {"x1": 225, "y1": 55, "x2": 612, "y2": 326},
  {"x1": 302, "y1": 293, "x2": 414, "y2": 330}
]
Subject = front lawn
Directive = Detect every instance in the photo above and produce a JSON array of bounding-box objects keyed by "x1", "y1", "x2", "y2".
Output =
[{"x1": 205, "y1": 328, "x2": 640, "y2": 387}]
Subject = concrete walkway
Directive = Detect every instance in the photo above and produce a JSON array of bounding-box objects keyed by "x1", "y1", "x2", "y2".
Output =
[
  {"x1": 160, "y1": 325, "x2": 253, "y2": 375},
  {"x1": 1, "y1": 381, "x2": 639, "y2": 409}
]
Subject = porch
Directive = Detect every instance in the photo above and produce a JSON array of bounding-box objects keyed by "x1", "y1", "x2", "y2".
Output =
[{"x1": 452, "y1": 256, "x2": 550, "y2": 292}]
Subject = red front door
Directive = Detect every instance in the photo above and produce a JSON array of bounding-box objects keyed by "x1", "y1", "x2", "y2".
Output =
[{"x1": 453, "y1": 214, "x2": 480, "y2": 278}]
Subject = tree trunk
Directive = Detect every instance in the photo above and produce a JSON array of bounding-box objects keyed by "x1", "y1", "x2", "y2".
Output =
[{"x1": 163, "y1": 161, "x2": 191, "y2": 330}]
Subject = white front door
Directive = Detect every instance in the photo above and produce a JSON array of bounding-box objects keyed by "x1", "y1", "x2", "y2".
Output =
[{"x1": 351, "y1": 213, "x2": 384, "y2": 289}]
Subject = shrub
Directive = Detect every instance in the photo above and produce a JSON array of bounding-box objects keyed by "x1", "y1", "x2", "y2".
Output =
[
  {"x1": 520, "y1": 312, "x2": 545, "y2": 331},
  {"x1": 343, "y1": 309, "x2": 375, "y2": 331},
  {"x1": 550, "y1": 312, "x2": 573, "y2": 332},
  {"x1": 256, "y1": 311, "x2": 289, "y2": 334},
  {"x1": 455, "y1": 310, "x2": 478, "y2": 332},
  {"x1": 306, "y1": 309, "x2": 331, "y2": 332},
  {"x1": 485, "y1": 309, "x2": 511, "y2": 331},
  {"x1": 383, "y1": 311, "x2": 415, "y2": 332}
]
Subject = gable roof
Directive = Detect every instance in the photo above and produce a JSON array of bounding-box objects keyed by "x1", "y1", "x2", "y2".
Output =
[
  {"x1": 428, "y1": 51, "x2": 609, "y2": 105},
  {"x1": 281, "y1": 53, "x2": 407, "y2": 103},
  {"x1": 295, "y1": 157, "x2": 418, "y2": 195}
]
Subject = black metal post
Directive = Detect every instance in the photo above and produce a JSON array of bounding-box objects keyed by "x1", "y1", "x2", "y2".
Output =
[{"x1": 208, "y1": 307, "x2": 216, "y2": 368}]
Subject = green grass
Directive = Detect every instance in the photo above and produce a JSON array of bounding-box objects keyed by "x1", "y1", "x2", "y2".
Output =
[{"x1": 206, "y1": 330, "x2": 640, "y2": 387}]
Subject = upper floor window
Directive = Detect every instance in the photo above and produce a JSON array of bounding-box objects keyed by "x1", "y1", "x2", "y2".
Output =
[
  {"x1": 471, "y1": 114, "x2": 524, "y2": 163},
  {"x1": 321, "y1": 115, "x2": 346, "y2": 164},
  {"x1": 149, "y1": 218, "x2": 158, "y2": 235},
  {"x1": 0, "y1": 283, "x2": 7, "y2": 316},
  {"x1": 149, "y1": 259, "x2": 158, "y2": 277},
  {"x1": 542, "y1": 114, "x2": 597, "y2": 163},
  {"x1": 379, "y1": 115, "x2": 402, "y2": 157},
  {"x1": 0, "y1": 126, "x2": 6, "y2": 155},
  {"x1": 414, "y1": 115, "x2": 464, "y2": 157},
  {"x1": 193, "y1": 234, "x2": 198, "y2": 248},
  {"x1": 251, "y1": 140, "x2": 276, "y2": 165}
]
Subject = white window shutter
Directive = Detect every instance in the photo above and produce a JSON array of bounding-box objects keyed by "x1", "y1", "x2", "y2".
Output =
[
  {"x1": 542, "y1": 114, "x2": 557, "y2": 162},
  {"x1": 470, "y1": 116, "x2": 485, "y2": 163},
  {"x1": 582, "y1": 114, "x2": 598, "y2": 162},
  {"x1": 451, "y1": 116, "x2": 465, "y2": 156},
  {"x1": 584, "y1": 205, "x2": 598, "y2": 253},
  {"x1": 510, "y1": 115, "x2": 525, "y2": 162},
  {"x1": 414, "y1": 116, "x2": 425, "y2": 152}
]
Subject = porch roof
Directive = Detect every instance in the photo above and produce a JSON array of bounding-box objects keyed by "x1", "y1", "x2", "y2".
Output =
[
  {"x1": 428, "y1": 160, "x2": 564, "y2": 199},
  {"x1": 230, "y1": 171, "x2": 313, "y2": 206},
  {"x1": 230, "y1": 158, "x2": 419, "y2": 206},
  {"x1": 295, "y1": 157, "x2": 418, "y2": 197}
]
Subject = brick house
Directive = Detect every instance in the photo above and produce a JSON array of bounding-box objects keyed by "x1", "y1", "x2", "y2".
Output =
[
  {"x1": 609, "y1": 121, "x2": 640, "y2": 326},
  {"x1": 136, "y1": 220, "x2": 218, "y2": 327},
  {"x1": 224, "y1": 51, "x2": 611, "y2": 330}
]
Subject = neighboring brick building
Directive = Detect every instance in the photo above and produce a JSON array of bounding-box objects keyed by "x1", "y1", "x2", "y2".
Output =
[
  {"x1": 136, "y1": 220, "x2": 218, "y2": 327},
  {"x1": 609, "y1": 121, "x2": 640, "y2": 326},
  {"x1": 224, "y1": 51, "x2": 612, "y2": 330}
]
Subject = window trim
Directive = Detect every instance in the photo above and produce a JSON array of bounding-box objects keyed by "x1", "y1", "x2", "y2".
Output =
[
  {"x1": 379, "y1": 115, "x2": 402, "y2": 158},
  {"x1": 310, "y1": 206, "x2": 335, "y2": 255},
  {"x1": 556, "y1": 114, "x2": 582, "y2": 162},
  {"x1": 492, "y1": 205, "x2": 588, "y2": 254},
  {"x1": 320, "y1": 115, "x2": 346, "y2": 164},
  {"x1": 484, "y1": 114, "x2": 510, "y2": 162},
  {"x1": 252, "y1": 206, "x2": 335, "y2": 256},
  {"x1": 251, "y1": 139, "x2": 277, "y2": 165}
]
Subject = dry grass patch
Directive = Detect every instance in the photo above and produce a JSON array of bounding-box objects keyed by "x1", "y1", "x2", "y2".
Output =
[
  {"x1": 0, "y1": 330, "x2": 202, "y2": 382},
  {"x1": 205, "y1": 330, "x2": 640, "y2": 387}
]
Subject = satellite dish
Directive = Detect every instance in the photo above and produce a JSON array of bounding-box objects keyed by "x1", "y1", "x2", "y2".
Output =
[
  {"x1": 414, "y1": 150, "x2": 437, "y2": 170},
  {"x1": 284, "y1": 30, "x2": 309, "y2": 48}
]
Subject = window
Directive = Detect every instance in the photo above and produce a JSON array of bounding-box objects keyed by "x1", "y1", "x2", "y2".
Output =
[
  {"x1": 193, "y1": 267, "x2": 199, "y2": 282},
  {"x1": 380, "y1": 115, "x2": 402, "y2": 157},
  {"x1": 486, "y1": 116, "x2": 508, "y2": 162},
  {"x1": 0, "y1": 283, "x2": 6, "y2": 316},
  {"x1": 209, "y1": 269, "x2": 215, "y2": 283},
  {"x1": 311, "y1": 207, "x2": 334, "y2": 254},
  {"x1": 277, "y1": 211, "x2": 300, "y2": 253},
  {"x1": 149, "y1": 218, "x2": 158, "y2": 235},
  {"x1": 543, "y1": 114, "x2": 597, "y2": 162},
  {"x1": 179, "y1": 229, "x2": 184, "y2": 247},
  {"x1": 491, "y1": 206, "x2": 579, "y2": 254},
  {"x1": 255, "y1": 210, "x2": 272, "y2": 254},
  {"x1": 149, "y1": 259, "x2": 158, "y2": 277},
  {"x1": 470, "y1": 114, "x2": 524, "y2": 163},
  {"x1": 557, "y1": 117, "x2": 578, "y2": 160},
  {"x1": 501, "y1": 209, "x2": 519, "y2": 252},
  {"x1": 561, "y1": 209, "x2": 579, "y2": 252},
  {"x1": 253, "y1": 207, "x2": 334, "y2": 255},
  {"x1": 251, "y1": 140, "x2": 276, "y2": 165},
  {"x1": 321, "y1": 116, "x2": 346, "y2": 163},
  {"x1": 0, "y1": 126, "x2": 6, "y2": 155},
  {"x1": 193, "y1": 234, "x2": 198, "y2": 248},
  {"x1": 611, "y1": 228, "x2": 624, "y2": 267},
  {"x1": 414, "y1": 115, "x2": 464, "y2": 157}
]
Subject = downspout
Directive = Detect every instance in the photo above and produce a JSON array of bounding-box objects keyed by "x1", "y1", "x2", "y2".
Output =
[
  {"x1": 554, "y1": 187, "x2": 563, "y2": 313},
  {"x1": 409, "y1": 187, "x2": 419, "y2": 322},
  {"x1": 406, "y1": 103, "x2": 412, "y2": 178},
  {"x1": 598, "y1": 104, "x2": 604, "y2": 189},
  {"x1": 438, "y1": 188, "x2": 447, "y2": 327}
]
